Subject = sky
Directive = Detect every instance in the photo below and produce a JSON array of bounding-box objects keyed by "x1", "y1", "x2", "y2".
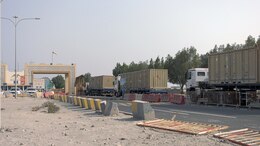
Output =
[{"x1": 1, "y1": 0, "x2": 260, "y2": 76}]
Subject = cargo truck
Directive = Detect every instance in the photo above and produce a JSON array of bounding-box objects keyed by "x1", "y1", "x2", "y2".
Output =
[
  {"x1": 187, "y1": 46, "x2": 260, "y2": 90},
  {"x1": 86, "y1": 75, "x2": 115, "y2": 96},
  {"x1": 186, "y1": 68, "x2": 208, "y2": 91},
  {"x1": 186, "y1": 45, "x2": 260, "y2": 105},
  {"x1": 114, "y1": 69, "x2": 168, "y2": 96}
]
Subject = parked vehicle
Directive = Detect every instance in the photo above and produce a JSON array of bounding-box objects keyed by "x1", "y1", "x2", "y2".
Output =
[
  {"x1": 25, "y1": 87, "x2": 37, "y2": 96},
  {"x1": 9, "y1": 87, "x2": 22, "y2": 95}
]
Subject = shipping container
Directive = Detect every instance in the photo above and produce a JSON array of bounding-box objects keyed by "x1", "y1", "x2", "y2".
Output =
[
  {"x1": 89, "y1": 75, "x2": 114, "y2": 89},
  {"x1": 209, "y1": 46, "x2": 260, "y2": 86},
  {"x1": 119, "y1": 69, "x2": 168, "y2": 91}
]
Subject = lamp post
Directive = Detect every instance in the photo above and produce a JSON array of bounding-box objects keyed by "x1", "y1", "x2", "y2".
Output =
[
  {"x1": 51, "y1": 51, "x2": 57, "y2": 65},
  {"x1": 1, "y1": 16, "x2": 40, "y2": 98}
]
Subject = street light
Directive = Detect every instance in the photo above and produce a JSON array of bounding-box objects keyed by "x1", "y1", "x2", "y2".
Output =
[
  {"x1": 51, "y1": 51, "x2": 57, "y2": 65},
  {"x1": 1, "y1": 16, "x2": 40, "y2": 98}
]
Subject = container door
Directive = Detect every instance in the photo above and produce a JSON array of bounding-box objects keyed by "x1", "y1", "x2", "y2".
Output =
[
  {"x1": 209, "y1": 55, "x2": 217, "y2": 84},
  {"x1": 225, "y1": 54, "x2": 231, "y2": 83},
  {"x1": 236, "y1": 51, "x2": 242, "y2": 82},
  {"x1": 248, "y1": 49, "x2": 257, "y2": 83},
  {"x1": 219, "y1": 54, "x2": 226, "y2": 83},
  {"x1": 242, "y1": 50, "x2": 249, "y2": 83}
]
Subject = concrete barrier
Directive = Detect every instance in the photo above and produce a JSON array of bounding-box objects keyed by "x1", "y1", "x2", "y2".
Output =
[
  {"x1": 62, "y1": 95, "x2": 65, "y2": 102},
  {"x1": 77, "y1": 97, "x2": 83, "y2": 107},
  {"x1": 170, "y1": 94, "x2": 185, "y2": 104},
  {"x1": 66, "y1": 95, "x2": 70, "y2": 103},
  {"x1": 80, "y1": 98, "x2": 86, "y2": 108},
  {"x1": 44, "y1": 91, "x2": 54, "y2": 99},
  {"x1": 87, "y1": 98, "x2": 95, "y2": 110},
  {"x1": 63, "y1": 95, "x2": 67, "y2": 102},
  {"x1": 123, "y1": 93, "x2": 131, "y2": 100},
  {"x1": 82, "y1": 98, "x2": 89, "y2": 109},
  {"x1": 33, "y1": 92, "x2": 44, "y2": 98},
  {"x1": 131, "y1": 100, "x2": 155, "y2": 120},
  {"x1": 160, "y1": 94, "x2": 170, "y2": 102},
  {"x1": 94, "y1": 99, "x2": 102, "y2": 112},
  {"x1": 59, "y1": 95, "x2": 62, "y2": 102},
  {"x1": 142, "y1": 94, "x2": 161, "y2": 102},
  {"x1": 136, "y1": 94, "x2": 143, "y2": 100},
  {"x1": 73, "y1": 96, "x2": 78, "y2": 106},
  {"x1": 128, "y1": 94, "x2": 136, "y2": 101},
  {"x1": 104, "y1": 101, "x2": 119, "y2": 116},
  {"x1": 100, "y1": 101, "x2": 106, "y2": 114},
  {"x1": 53, "y1": 94, "x2": 58, "y2": 100},
  {"x1": 68, "y1": 96, "x2": 74, "y2": 104}
]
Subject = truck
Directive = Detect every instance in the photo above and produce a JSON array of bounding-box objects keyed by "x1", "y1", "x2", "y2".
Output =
[
  {"x1": 186, "y1": 68, "x2": 208, "y2": 91},
  {"x1": 186, "y1": 45, "x2": 260, "y2": 106},
  {"x1": 86, "y1": 75, "x2": 115, "y2": 96},
  {"x1": 114, "y1": 69, "x2": 168, "y2": 95}
]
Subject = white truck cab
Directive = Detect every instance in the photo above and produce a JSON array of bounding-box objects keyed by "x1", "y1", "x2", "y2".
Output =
[{"x1": 186, "y1": 68, "x2": 208, "y2": 91}]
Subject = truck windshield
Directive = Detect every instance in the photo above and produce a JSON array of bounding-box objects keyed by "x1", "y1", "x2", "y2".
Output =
[{"x1": 197, "y1": 72, "x2": 205, "y2": 76}]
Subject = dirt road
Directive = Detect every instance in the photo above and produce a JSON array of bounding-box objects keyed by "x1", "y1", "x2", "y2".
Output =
[{"x1": 0, "y1": 97, "x2": 232, "y2": 146}]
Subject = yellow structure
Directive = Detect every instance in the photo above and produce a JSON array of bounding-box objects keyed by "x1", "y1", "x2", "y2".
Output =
[
  {"x1": 77, "y1": 97, "x2": 83, "y2": 107},
  {"x1": 82, "y1": 98, "x2": 89, "y2": 109},
  {"x1": 87, "y1": 98, "x2": 95, "y2": 110},
  {"x1": 24, "y1": 64, "x2": 76, "y2": 95},
  {"x1": 73, "y1": 96, "x2": 78, "y2": 105},
  {"x1": 1, "y1": 64, "x2": 76, "y2": 95}
]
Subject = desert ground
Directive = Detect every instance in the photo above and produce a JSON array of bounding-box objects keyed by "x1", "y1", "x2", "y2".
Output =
[{"x1": 0, "y1": 97, "x2": 233, "y2": 146}]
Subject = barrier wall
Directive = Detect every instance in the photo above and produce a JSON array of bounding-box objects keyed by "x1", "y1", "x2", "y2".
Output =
[
  {"x1": 170, "y1": 94, "x2": 185, "y2": 104},
  {"x1": 160, "y1": 94, "x2": 170, "y2": 102},
  {"x1": 87, "y1": 98, "x2": 95, "y2": 110},
  {"x1": 44, "y1": 91, "x2": 55, "y2": 98},
  {"x1": 142, "y1": 94, "x2": 161, "y2": 102}
]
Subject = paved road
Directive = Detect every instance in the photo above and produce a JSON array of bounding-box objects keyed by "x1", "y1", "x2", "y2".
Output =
[{"x1": 113, "y1": 100, "x2": 260, "y2": 131}]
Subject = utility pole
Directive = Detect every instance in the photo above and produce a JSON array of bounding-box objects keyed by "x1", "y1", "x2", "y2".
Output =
[
  {"x1": 51, "y1": 51, "x2": 57, "y2": 64},
  {"x1": 1, "y1": 16, "x2": 40, "y2": 98}
]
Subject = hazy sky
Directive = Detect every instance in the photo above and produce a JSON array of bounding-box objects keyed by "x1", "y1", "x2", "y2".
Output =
[{"x1": 1, "y1": 0, "x2": 260, "y2": 76}]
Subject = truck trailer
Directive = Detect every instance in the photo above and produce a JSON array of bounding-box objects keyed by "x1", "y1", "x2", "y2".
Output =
[
  {"x1": 87, "y1": 75, "x2": 115, "y2": 96},
  {"x1": 186, "y1": 45, "x2": 260, "y2": 106},
  {"x1": 115, "y1": 69, "x2": 168, "y2": 95}
]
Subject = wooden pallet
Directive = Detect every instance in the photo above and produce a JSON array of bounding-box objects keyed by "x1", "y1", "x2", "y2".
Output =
[
  {"x1": 214, "y1": 128, "x2": 260, "y2": 146},
  {"x1": 137, "y1": 119, "x2": 228, "y2": 135}
]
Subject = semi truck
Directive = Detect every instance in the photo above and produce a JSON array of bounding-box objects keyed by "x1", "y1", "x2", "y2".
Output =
[
  {"x1": 114, "y1": 69, "x2": 168, "y2": 96},
  {"x1": 186, "y1": 45, "x2": 260, "y2": 106},
  {"x1": 86, "y1": 75, "x2": 115, "y2": 96},
  {"x1": 187, "y1": 45, "x2": 260, "y2": 91},
  {"x1": 87, "y1": 69, "x2": 168, "y2": 97},
  {"x1": 186, "y1": 68, "x2": 208, "y2": 91}
]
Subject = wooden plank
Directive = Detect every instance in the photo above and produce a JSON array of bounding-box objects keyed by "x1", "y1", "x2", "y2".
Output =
[
  {"x1": 236, "y1": 134, "x2": 260, "y2": 142},
  {"x1": 137, "y1": 119, "x2": 228, "y2": 135},
  {"x1": 214, "y1": 128, "x2": 249, "y2": 136},
  {"x1": 214, "y1": 129, "x2": 260, "y2": 146}
]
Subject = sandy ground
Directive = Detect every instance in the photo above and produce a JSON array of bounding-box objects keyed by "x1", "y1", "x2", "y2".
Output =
[{"x1": 0, "y1": 97, "x2": 234, "y2": 146}]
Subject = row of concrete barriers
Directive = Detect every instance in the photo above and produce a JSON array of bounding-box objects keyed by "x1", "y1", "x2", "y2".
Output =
[
  {"x1": 53, "y1": 94, "x2": 156, "y2": 120},
  {"x1": 124, "y1": 93, "x2": 186, "y2": 104}
]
